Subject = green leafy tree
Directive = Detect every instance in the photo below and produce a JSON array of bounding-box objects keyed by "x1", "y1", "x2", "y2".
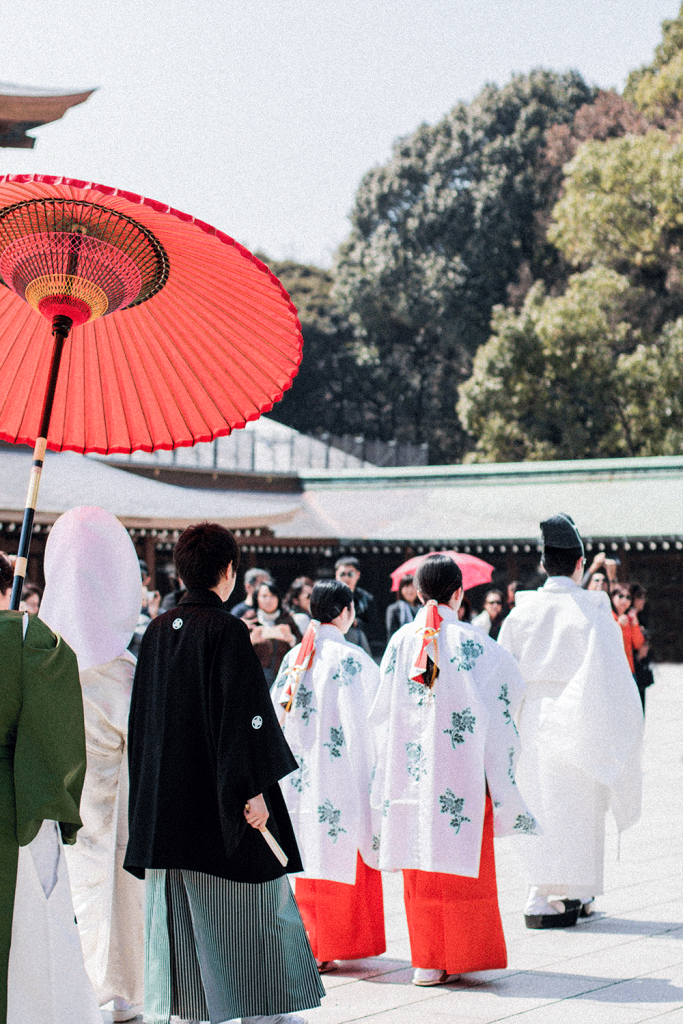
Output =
[
  {"x1": 617, "y1": 318, "x2": 683, "y2": 455},
  {"x1": 625, "y1": 4, "x2": 683, "y2": 123},
  {"x1": 334, "y1": 70, "x2": 593, "y2": 462},
  {"x1": 457, "y1": 268, "x2": 651, "y2": 461},
  {"x1": 548, "y1": 130, "x2": 683, "y2": 332},
  {"x1": 261, "y1": 258, "x2": 378, "y2": 438}
]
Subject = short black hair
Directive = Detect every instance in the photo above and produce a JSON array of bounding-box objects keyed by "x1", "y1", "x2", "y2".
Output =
[
  {"x1": 334, "y1": 556, "x2": 360, "y2": 572},
  {"x1": 174, "y1": 523, "x2": 240, "y2": 590},
  {"x1": 0, "y1": 552, "x2": 12, "y2": 597},
  {"x1": 310, "y1": 580, "x2": 353, "y2": 623},
  {"x1": 415, "y1": 554, "x2": 463, "y2": 605},
  {"x1": 542, "y1": 545, "x2": 583, "y2": 577}
]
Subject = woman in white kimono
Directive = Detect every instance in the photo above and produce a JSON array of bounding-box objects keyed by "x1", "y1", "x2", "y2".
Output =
[
  {"x1": 371, "y1": 554, "x2": 539, "y2": 987},
  {"x1": 40, "y1": 506, "x2": 145, "y2": 1022},
  {"x1": 273, "y1": 580, "x2": 385, "y2": 972},
  {"x1": 0, "y1": 552, "x2": 101, "y2": 1024}
]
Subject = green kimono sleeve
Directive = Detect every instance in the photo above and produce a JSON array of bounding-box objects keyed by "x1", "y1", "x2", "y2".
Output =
[{"x1": 14, "y1": 617, "x2": 86, "y2": 846}]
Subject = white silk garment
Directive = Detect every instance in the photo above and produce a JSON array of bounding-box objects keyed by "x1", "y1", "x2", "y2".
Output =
[
  {"x1": 370, "y1": 605, "x2": 538, "y2": 877},
  {"x1": 272, "y1": 625, "x2": 380, "y2": 883},
  {"x1": 498, "y1": 576, "x2": 643, "y2": 897},
  {"x1": 7, "y1": 821, "x2": 101, "y2": 1024},
  {"x1": 40, "y1": 506, "x2": 144, "y2": 1007}
]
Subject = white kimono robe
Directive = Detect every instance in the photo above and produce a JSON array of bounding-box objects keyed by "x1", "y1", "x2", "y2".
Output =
[
  {"x1": 8, "y1": 821, "x2": 101, "y2": 1024},
  {"x1": 64, "y1": 653, "x2": 144, "y2": 1007},
  {"x1": 498, "y1": 576, "x2": 643, "y2": 896},
  {"x1": 38, "y1": 505, "x2": 145, "y2": 1009},
  {"x1": 273, "y1": 626, "x2": 379, "y2": 884},
  {"x1": 370, "y1": 605, "x2": 538, "y2": 878}
]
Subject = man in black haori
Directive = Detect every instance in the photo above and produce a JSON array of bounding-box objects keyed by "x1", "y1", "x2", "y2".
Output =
[{"x1": 124, "y1": 523, "x2": 323, "y2": 1024}]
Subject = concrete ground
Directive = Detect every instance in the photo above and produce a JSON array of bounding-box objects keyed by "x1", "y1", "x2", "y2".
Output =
[
  {"x1": 306, "y1": 663, "x2": 683, "y2": 1024},
  {"x1": 102, "y1": 664, "x2": 683, "y2": 1024}
]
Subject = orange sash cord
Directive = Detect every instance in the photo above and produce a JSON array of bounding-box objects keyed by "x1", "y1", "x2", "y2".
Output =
[
  {"x1": 278, "y1": 619, "x2": 319, "y2": 723},
  {"x1": 409, "y1": 600, "x2": 442, "y2": 688}
]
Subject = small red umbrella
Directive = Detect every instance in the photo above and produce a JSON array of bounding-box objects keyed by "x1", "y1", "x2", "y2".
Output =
[
  {"x1": 390, "y1": 551, "x2": 494, "y2": 593},
  {"x1": 0, "y1": 174, "x2": 304, "y2": 607}
]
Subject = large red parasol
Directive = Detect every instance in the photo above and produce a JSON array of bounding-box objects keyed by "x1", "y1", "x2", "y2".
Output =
[
  {"x1": 390, "y1": 551, "x2": 494, "y2": 592},
  {"x1": 0, "y1": 174, "x2": 304, "y2": 607}
]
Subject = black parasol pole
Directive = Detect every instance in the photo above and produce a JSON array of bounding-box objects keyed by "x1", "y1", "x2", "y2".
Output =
[{"x1": 9, "y1": 314, "x2": 73, "y2": 610}]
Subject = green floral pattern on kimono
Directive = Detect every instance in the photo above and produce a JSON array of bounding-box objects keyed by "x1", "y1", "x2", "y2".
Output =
[
  {"x1": 318, "y1": 799, "x2": 347, "y2": 842},
  {"x1": 498, "y1": 683, "x2": 512, "y2": 725},
  {"x1": 384, "y1": 644, "x2": 398, "y2": 674},
  {"x1": 295, "y1": 681, "x2": 316, "y2": 724},
  {"x1": 323, "y1": 725, "x2": 345, "y2": 759},
  {"x1": 449, "y1": 638, "x2": 484, "y2": 671},
  {"x1": 407, "y1": 675, "x2": 430, "y2": 706},
  {"x1": 513, "y1": 813, "x2": 538, "y2": 834},
  {"x1": 507, "y1": 746, "x2": 516, "y2": 784},
  {"x1": 443, "y1": 707, "x2": 476, "y2": 748},
  {"x1": 289, "y1": 754, "x2": 310, "y2": 793},
  {"x1": 332, "y1": 655, "x2": 362, "y2": 686},
  {"x1": 405, "y1": 741, "x2": 426, "y2": 782},
  {"x1": 439, "y1": 788, "x2": 471, "y2": 833}
]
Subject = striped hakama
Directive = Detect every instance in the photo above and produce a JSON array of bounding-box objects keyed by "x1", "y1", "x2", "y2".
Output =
[
  {"x1": 295, "y1": 852, "x2": 385, "y2": 962},
  {"x1": 144, "y1": 869, "x2": 324, "y2": 1024},
  {"x1": 402, "y1": 797, "x2": 507, "y2": 975}
]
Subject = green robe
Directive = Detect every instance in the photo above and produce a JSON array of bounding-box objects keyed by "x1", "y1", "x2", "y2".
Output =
[{"x1": 0, "y1": 611, "x2": 86, "y2": 1024}]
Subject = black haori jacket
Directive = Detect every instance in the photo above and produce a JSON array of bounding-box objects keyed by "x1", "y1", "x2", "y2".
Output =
[{"x1": 124, "y1": 589, "x2": 302, "y2": 883}]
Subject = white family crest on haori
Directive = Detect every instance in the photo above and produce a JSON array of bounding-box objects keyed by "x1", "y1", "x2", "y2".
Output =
[
  {"x1": 498, "y1": 576, "x2": 643, "y2": 894},
  {"x1": 371, "y1": 604, "x2": 539, "y2": 878},
  {"x1": 272, "y1": 624, "x2": 380, "y2": 883}
]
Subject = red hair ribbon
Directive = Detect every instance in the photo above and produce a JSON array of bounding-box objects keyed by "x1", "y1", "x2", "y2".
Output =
[
  {"x1": 279, "y1": 620, "x2": 319, "y2": 715},
  {"x1": 409, "y1": 600, "x2": 442, "y2": 687}
]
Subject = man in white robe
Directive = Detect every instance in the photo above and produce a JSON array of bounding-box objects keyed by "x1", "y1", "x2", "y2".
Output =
[{"x1": 498, "y1": 513, "x2": 643, "y2": 928}]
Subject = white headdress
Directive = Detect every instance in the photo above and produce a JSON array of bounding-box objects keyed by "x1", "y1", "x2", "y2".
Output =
[{"x1": 40, "y1": 506, "x2": 141, "y2": 671}]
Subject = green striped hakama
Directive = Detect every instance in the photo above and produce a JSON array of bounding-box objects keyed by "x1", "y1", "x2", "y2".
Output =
[{"x1": 145, "y1": 869, "x2": 324, "y2": 1024}]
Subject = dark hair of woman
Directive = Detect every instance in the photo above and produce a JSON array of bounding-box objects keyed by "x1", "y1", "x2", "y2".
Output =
[
  {"x1": 610, "y1": 585, "x2": 631, "y2": 614},
  {"x1": 310, "y1": 580, "x2": 353, "y2": 624},
  {"x1": 397, "y1": 574, "x2": 415, "y2": 598},
  {"x1": 630, "y1": 582, "x2": 647, "y2": 602},
  {"x1": 0, "y1": 552, "x2": 13, "y2": 597},
  {"x1": 285, "y1": 576, "x2": 314, "y2": 610},
  {"x1": 174, "y1": 522, "x2": 240, "y2": 590},
  {"x1": 414, "y1": 554, "x2": 463, "y2": 605},
  {"x1": 256, "y1": 580, "x2": 283, "y2": 609}
]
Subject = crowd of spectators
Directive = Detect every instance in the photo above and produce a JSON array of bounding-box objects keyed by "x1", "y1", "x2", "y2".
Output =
[{"x1": 15, "y1": 546, "x2": 654, "y2": 707}]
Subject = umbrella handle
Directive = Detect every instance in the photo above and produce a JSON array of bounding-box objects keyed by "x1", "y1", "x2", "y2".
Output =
[
  {"x1": 244, "y1": 803, "x2": 288, "y2": 866},
  {"x1": 10, "y1": 316, "x2": 72, "y2": 610}
]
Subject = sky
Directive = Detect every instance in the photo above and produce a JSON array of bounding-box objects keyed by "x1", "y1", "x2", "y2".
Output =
[{"x1": 1, "y1": 0, "x2": 678, "y2": 268}]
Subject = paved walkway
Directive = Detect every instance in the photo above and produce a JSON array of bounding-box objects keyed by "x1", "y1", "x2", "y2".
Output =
[{"x1": 306, "y1": 664, "x2": 683, "y2": 1024}]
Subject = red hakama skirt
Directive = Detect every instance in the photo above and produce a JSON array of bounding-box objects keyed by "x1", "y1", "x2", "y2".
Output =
[
  {"x1": 402, "y1": 796, "x2": 507, "y2": 974},
  {"x1": 294, "y1": 851, "x2": 386, "y2": 962}
]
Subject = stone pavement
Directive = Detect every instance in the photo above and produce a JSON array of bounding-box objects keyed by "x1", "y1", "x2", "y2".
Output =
[
  {"x1": 305, "y1": 664, "x2": 683, "y2": 1024},
  {"x1": 102, "y1": 664, "x2": 683, "y2": 1024}
]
